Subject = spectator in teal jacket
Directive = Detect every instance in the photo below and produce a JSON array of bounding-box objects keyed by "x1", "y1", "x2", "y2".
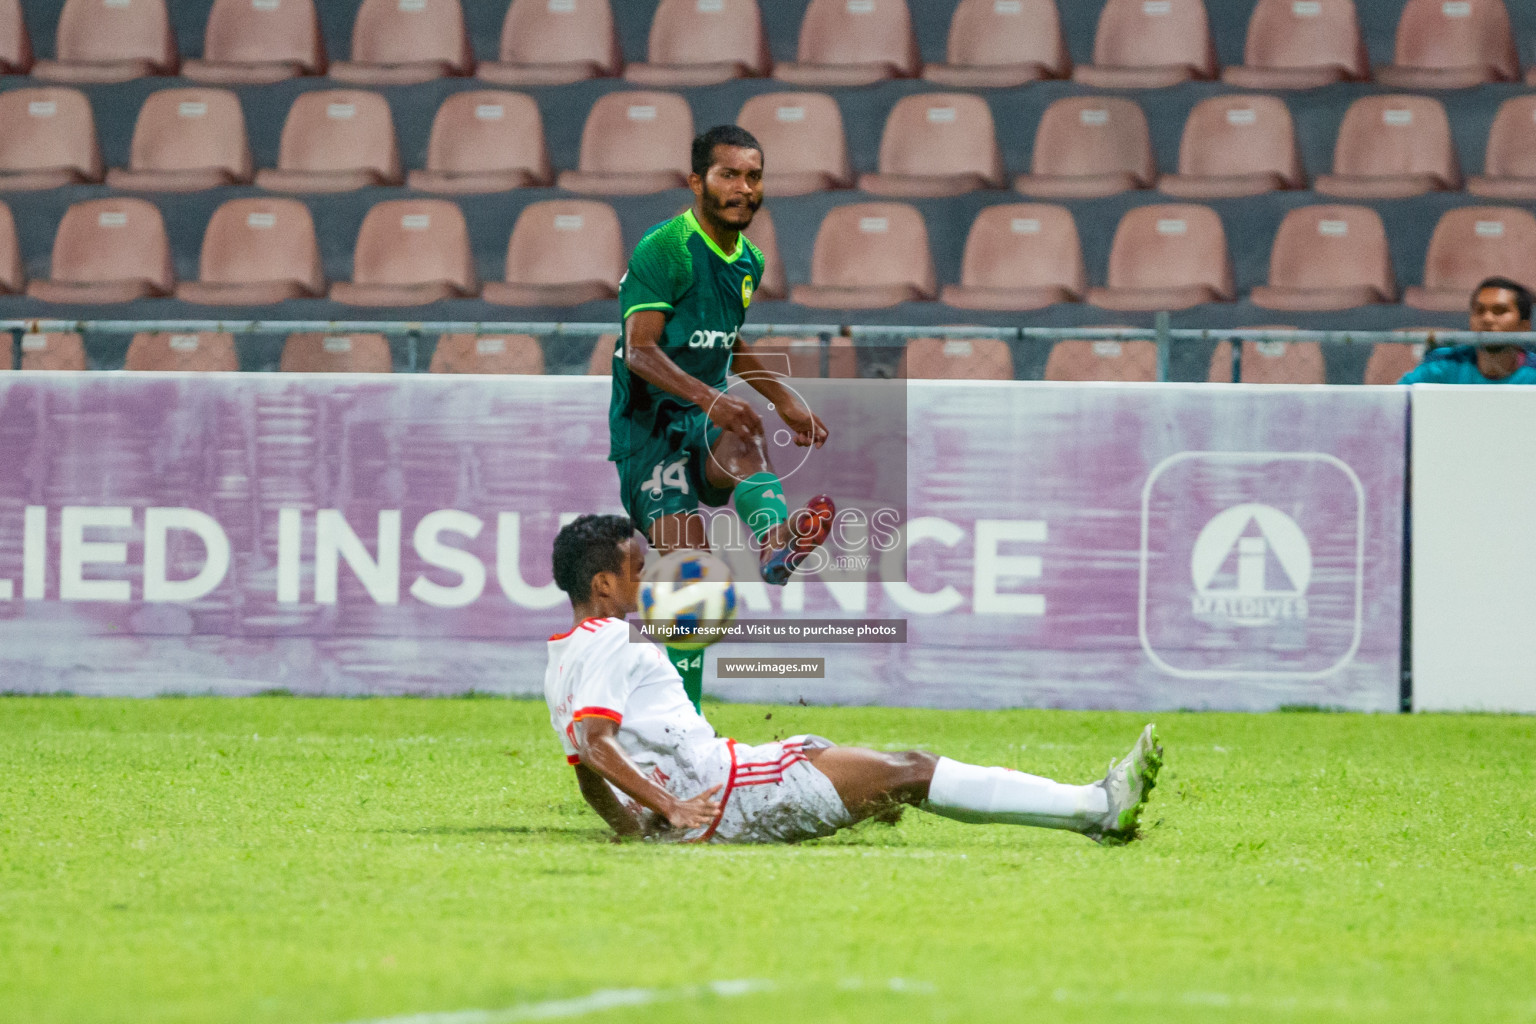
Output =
[{"x1": 1400, "y1": 277, "x2": 1536, "y2": 384}]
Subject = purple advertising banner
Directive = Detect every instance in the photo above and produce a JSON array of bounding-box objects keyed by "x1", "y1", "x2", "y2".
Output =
[{"x1": 0, "y1": 374, "x2": 1405, "y2": 711}]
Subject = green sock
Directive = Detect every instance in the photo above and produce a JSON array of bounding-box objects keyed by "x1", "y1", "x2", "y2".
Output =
[
  {"x1": 734, "y1": 471, "x2": 789, "y2": 542},
  {"x1": 668, "y1": 646, "x2": 705, "y2": 712}
]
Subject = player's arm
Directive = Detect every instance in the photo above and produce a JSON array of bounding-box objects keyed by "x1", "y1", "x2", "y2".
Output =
[
  {"x1": 730, "y1": 340, "x2": 829, "y2": 449},
  {"x1": 624, "y1": 310, "x2": 763, "y2": 442},
  {"x1": 574, "y1": 715, "x2": 721, "y2": 830},
  {"x1": 572, "y1": 762, "x2": 643, "y2": 837}
]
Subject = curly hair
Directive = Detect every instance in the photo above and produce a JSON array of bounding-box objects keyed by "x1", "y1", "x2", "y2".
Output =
[
  {"x1": 691, "y1": 124, "x2": 762, "y2": 177},
  {"x1": 551, "y1": 514, "x2": 638, "y2": 604}
]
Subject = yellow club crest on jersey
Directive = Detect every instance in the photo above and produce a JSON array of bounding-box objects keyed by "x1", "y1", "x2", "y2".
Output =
[{"x1": 741, "y1": 275, "x2": 754, "y2": 308}]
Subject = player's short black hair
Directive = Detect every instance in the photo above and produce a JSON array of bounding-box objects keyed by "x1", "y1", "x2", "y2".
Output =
[
  {"x1": 691, "y1": 124, "x2": 763, "y2": 177},
  {"x1": 1473, "y1": 276, "x2": 1533, "y2": 322},
  {"x1": 552, "y1": 514, "x2": 638, "y2": 604}
]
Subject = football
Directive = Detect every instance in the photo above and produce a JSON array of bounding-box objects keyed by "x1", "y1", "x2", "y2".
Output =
[{"x1": 637, "y1": 549, "x2": 738, "y2": 650}]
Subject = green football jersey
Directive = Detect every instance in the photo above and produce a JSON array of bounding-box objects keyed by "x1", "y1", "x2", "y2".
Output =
[{"x1": 609, "y1": 209, "x2": 765, "y2": 461}]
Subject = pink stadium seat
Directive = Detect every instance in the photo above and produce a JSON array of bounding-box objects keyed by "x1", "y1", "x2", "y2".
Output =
[
  {"x1": 1251, "y1": 205, "x2": 1394, "y2": 311},
  {"x1": 859, "y1": 93, "x2": 1005, "y2": 198},
  {"x1": 1315, "y1": 95, "x2": 1461, "y2": 199},
  {"x1": 1404, "y1": 206, "x2": 1536, "y2": 311},
  {"x1": 1044, "y1": 337, "x2": 1158, "y2": 382},
  {"x1": 19, "y1": 332, "x2": 86, "y2": 371},
  {"x1": 0, "y1": 0, "x2": 32, "y2": 75},
  {"x1": 748, "y1": 336, "x2": 858, "y2": 378},
  {"x1": 280, "y1": 333, "x2": 393, "y2": 373},
  {"x1": 557, "y1": 91, "x2": 693, "y2": 195},
  {"x1": 1015, "y1": 97, "x2": 1154, "y2": 199},
  {"x1": 483, "y1": 199, "x2": 624, "y2": 307},
  {"x1": 1208, "y1": 336, "x2": 1326, "y2": 384},
  {"x1": 27, "y1": 198, "x2": 172, "y2": 305},
  {"x1": 1469, "y1": 97, "x2": 1536, "y2": 200},
  {"x1": 0, "y1": 88, "x2": 102, "y2": 190},
  {"x1": 742, "y1": 207, "x2": 786, "y2": 300},
  {"x1": 256, "y1": 90, "x2": 401, "y2": 192},
  {"x1": 0, "y1": 201, "x2": 19, "y2": 294},
  {"x1": 735, "y1": 92, "x2": 851, "y2": 196},
  {"x1": 1073, "y1": 0, "x2": 1216, "y2": 89},
  {"x1": 1222, "y1": 0, "x2": 1367, "y2": 90},
  {"x1": 106, "y1": 88, "x2": 252, "y2": 192},
  {"x1": 0, "y1": 338, "x2": 10, "y2": 371},
  {"x1": 1364, "y1": 338, "x2": 1427, "y2": 383},
  {"x1": 408, "y1": 91, "x2": 552, "y2": 194},
  {"x1": 1377, "y1": 0, "x2": 1518, "y2": 90},
  {"x1": 791, "y1": 203, "x2": 936, "y2": 309},
  {"x1": 33, "y1": 0, "x2": 177, "y2": 82},
  {"x1": 430, "y1": 334, "x2": 545, "y2": 374},
  {"x1": 479, "y1": 0, "x2": 620, "y2": 86},
  {"x1": 625, "y1": 0, "x2": 769, "y2": 87},
  {"x1": 331, "y1": 0, "x2": 472, "y2": 85},
  {"x1": 183, "y1": 0, "x2": 326, "y2": 84},
  {"x1": 940, "y1": 204, "x2": 1084, "y2": 311},
  {"x1": 176, "y1": 198, "x2": 325, "y2": 306},
  {"x1": 773, "y1": 0, "x2": 919, "y2": 87},
  {"x1": 923, "y1": 0, "x2": 1069, "y2": 88},
  {"x1": 124, "y1": 332, "x2": 239, "y2": 372},
  {"x1": 1087, "y1": 204, "x2": 1233, "y2": 312},
  {"x1": 899, "y1": 337, "x2": 1013, "y2": 379},
  {"x1": 586, "y1": 333, "x2": 618, "y2": 375},
  {"x1": 331, "y1": 200, "x2": 477, "y2": 307},
  {"x1": 1158, "y1": 94, "x2": 1303, "y2": 199}
]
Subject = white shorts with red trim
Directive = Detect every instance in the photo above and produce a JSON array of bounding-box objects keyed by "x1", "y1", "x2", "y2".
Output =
[{"x1": 679, "y1": 734, "x2": 854, "y2": 845}]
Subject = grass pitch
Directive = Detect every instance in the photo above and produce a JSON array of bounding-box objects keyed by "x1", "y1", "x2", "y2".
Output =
[{"x1": 2, "y1": 697, "x2": 1534, "y2": 1024}]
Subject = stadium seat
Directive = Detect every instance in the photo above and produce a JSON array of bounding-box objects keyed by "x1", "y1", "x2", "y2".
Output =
[
  {"x1": 1087, "y1": 204, "x2": 1233, "y2": 311},
  {"x1": 1207, "y1": 335, "x2": 1326, "y2": 384},
  {"x1": 483, "y1": 199, "x2": 624, "y2": 306},
  {"x1": 940, "y1": 204, "x2": 1084, "y2": 311},
  {"x1": 479, "y1": 0, "x2": 621, "y2": 86},
  {"x1": 773, "y1": 0, "x2": 920, "y2": 87},
  {"x1": 557, "y1": 91, "x2": 692, "y2": 195},
  {"x1": 1404, "y1": 206, "x2": 1536, "y2": 311},
  {"x1": 331, "y1": 200, "x2": 477, "y2": 307},
  {"x1": 899, "y1": 337, "x2": 1014, "y2": 379},
  {"x1": 32, "y1": 0, "x2": 177, "y2": 83},
  {"x1": 0, "y1": 0, "x2": 32, "y2": 75},
  {"x1": 1073, "y1": 0, "x2": 1216, "y2": 89},
  {"x1": 330, "y1": 0, "x2": 472, "y2": 85},
  {"x1": 27, "y1": 198, "x2": 172, "y2": 304},
  {"x1": 1315, "y1": 95, "x2": 1461, "y2": 199},
  {"x1": 106, "y1": 88, "x2": 252, "y2": 192},
  {"x1": 176, "y1": 198, "x2": 325, "y2": 305},
  {"x1": 183, "y1": 0, "x2": 326, "y2": 84},
  {"x1": 922, "y1": 0, "x2": 1069, "y2": 88},
  {"x1": 430, "y1": 334, "x2": 545, "y2": 374},
  {"x1": 790, "y1": 202, "x2": 936, "y2": 309},
  {"x1": 625, "y1": 0, "x2": 769, "y2": 86},
  {"x1": 735, "y1": 92, "x2": 852, "y2": 196},
  {"x1": 407, "y1": 91, "x2": 552, "y2": 194},
  {"x1": 1015, "y1": 97, "x2": 1154, "y2": 199},
  {"x1": 1157, "y1": 94, "x2": 1303, "y2": 199},
  {"x1": 1364, "y1": 339, "x2": 1427, "y2": 383},
  {"x1": 1251, "y1": 205, "x2": 1394, "y2": 311},
  {"x1": 742, "y1": 207, "x2": 786, "y2": 300},
  {"x1": 1376, "y1": 0, "x2": 1518, "y2": 90},
  {"x1": 1223, "y1": 0, "x2": 1366, "y2": 89},
  {"x1": 124, "y1": 332, "x2": 239, "y2": 372},
  {"x1": 586, "y1": 333, "x2": 618, "y2": 375},
  {"x1": 256, "y1": 90, "x2": 401, "y2": 192},
  {"x1": 19, "y1": 332, "x2": 86, "y2": 371},
  {"x1": 858, "y1": 93, "x2": 1005, "y2": 198},
  {"x1": 0, "y1": 88, "x2": 102, "y2": 191},
  {"x1": 280, "y1": 333, "x2": 393, "y2": 373},
  {"x1": 748, "y1": 336, "x2": 858, "y2": 378},
  {"x1": 1469, "y1": 97, "x2": 1536, "y2": 200},
  {"x1": 0, "y1": 202, "x2": 19, "y2": 295},
  {"x1": 1044, "y1": 338, "x2": 1158, "y2": 382},
  {"x1": 0, "y1": 338, "x2": 9, "y2": 371}
]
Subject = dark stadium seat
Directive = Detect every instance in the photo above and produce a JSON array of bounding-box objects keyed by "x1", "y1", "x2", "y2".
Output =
[
  {"x1": 32, "y1": 0, "x2": 177, "y2": 83},
  {"x1": 899, "y1": 337, "x2": 1014, "y2": 379},
  {"x1": 1469, "y1": 97, "x2": 1536, "y2": 200},
  {"x1": 1073, "y1": 0, "x2": 1216, "y2": 89},
  {"x1": 1404, "y1": 206, "x2": 1536, "y2": 311},
  {"x1": 182, "y1": 0, "x2": 326, "y2": 84},
  {"x1": 1044, "y1": 338, "x2": 1158, "y2": 382},
  {"x1": 1314, "y1": 95, "x2": 1461, "y2": 199},
  {"x1": 790, "y1": 202, "x2": 937, "y2": 309},
  {"x1": 0, "y1": 88, "x2": 102, "y2": 190},
  {"x1": 106, "y1": 88, "x2": 253, "y2": 192},
  {"x1": 743, "y1": 206, "x2": 786, "y2": 300},
  {"x1": 1087, "y1": 204, "x2": 1233, "y2": 312},
  {"x1": 256, "y1": 90, "x2": 401, "y2": 192},
  {"x1": 1208, "y1": 335, "x2": 1326, "y2": 384},
  {"x1": 1222, "y1": 0, "x2": 1368, "y2": 89},
  {"x1": 1014, "y1": 97, "x2": 1154, "y2": 199},
  {"x1": 0, "y1": 0, "x2": 32, "y2": 75},
  {"x1": 940, "y1": 204, "x2": 1084, "y2": 311},
  {"x1": 330, "y1": 200, "x2": 477, "y2": 307},
  {"x1": 407, "y1": 91, "x2": 552, "y2": 194},
  {"x1": 922, "y1": 0, "x2": 1069, "y2": 88},
  {"x1": 280, "y1": 333, "x2": 393, "y2": 373},
  {"x1": 0, "y1": 200, "x2": 22, "y2": 294},
  {"x1": 586, "y1": 333, "x2": 618, "y2": 374},
  {"x1": 176, "y1": 198, "x2": 325, "y2": 305},
  {"x1": 557, "y1": 91, "x2": 692, "y2": 195},
  {"x1": 1158, "y1": 94, "x2": 1303, "y2": 199},
  {"x1": 479, "y1": 0, "x2": 621, "y2": 86},
  {"x1": 482, "y1": 199, "x2": 624, "y2": 306},
  {"x1": 748, "y1": 336, "x2": 858, "y2": 378},
  {"x1": 27, "y1": 198, "x2": 172, "y2": 305},
  {"x1": 1376, "y1": 0, "x2": 1518, "y2": 90},
  {"x1": 735, "y1": 92, "x2": 851, "y2": 196},
  {"x1": 124, "y1": 332, "x2": 239, "y2": 372},
  {"x1": 430, "y1": 334, "x2": 545, "y2": 374},
  {"x1": 625, "y1": 0, "x2": 769, "y2": 87},
  {"x1": 1364, "y1": 338, "x2": 1427, "y2": 383},
  {"x1": 1251, "y1": 205, "x2": 1395, "y2": 311},
  {"x1": 19, "y1": 332, "x2": 86, "y2": 371},
  {"x1": 858, "y1": 93, "x2": 1005, "y2": 198},
  {"x1": 773, "y1": 0, "x2": 919, "y2": 87},
  {"x1": 330, "y1": 0, "x2": 472, "y2": 86}
]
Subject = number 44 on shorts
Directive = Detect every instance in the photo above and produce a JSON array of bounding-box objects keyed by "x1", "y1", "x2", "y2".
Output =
[{"x1": 644, "y1": 457, "x2": 690, "y2": 498}]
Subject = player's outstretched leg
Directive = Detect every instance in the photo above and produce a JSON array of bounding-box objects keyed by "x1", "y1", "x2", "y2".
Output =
[{"x1": 706, "y1": 430, "x2": 836, "y2": 587}]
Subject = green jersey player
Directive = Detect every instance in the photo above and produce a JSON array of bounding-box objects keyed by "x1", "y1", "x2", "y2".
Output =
[{"x1": 610, "y1": 125, "x2": 835, "y2": 709}]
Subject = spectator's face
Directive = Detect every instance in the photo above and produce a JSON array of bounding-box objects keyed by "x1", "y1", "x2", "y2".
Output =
[{"x1": 1470, "y1": 287, "x2": 1528, "y2": 333}]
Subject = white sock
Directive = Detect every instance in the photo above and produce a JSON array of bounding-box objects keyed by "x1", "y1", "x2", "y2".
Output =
[{"x1": 923, "y1": 756, "x2": 1109, "y2": 832}]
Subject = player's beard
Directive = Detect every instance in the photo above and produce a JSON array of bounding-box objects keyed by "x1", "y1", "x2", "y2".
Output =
[{"x1": 701, "y1": 183, "x2": 760, "y2": 234}]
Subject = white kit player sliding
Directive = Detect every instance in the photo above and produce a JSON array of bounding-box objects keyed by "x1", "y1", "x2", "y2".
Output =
[{"x1": 544, "y1": 515, "x2": 1164, "y2": 844}]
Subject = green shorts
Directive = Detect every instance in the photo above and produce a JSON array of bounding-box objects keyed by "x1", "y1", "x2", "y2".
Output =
[{"x1": 614, "y1": 411, "x2": 734, "y2": 533}]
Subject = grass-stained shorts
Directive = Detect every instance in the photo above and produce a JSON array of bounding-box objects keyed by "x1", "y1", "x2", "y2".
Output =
[{"x1": 615, "y1": 409, "x2": 733, "y2": 532}]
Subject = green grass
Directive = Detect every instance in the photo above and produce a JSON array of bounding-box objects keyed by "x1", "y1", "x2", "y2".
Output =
[{"x1": 2, "y1": 698, "x2": 1534, "y2": 1024}]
